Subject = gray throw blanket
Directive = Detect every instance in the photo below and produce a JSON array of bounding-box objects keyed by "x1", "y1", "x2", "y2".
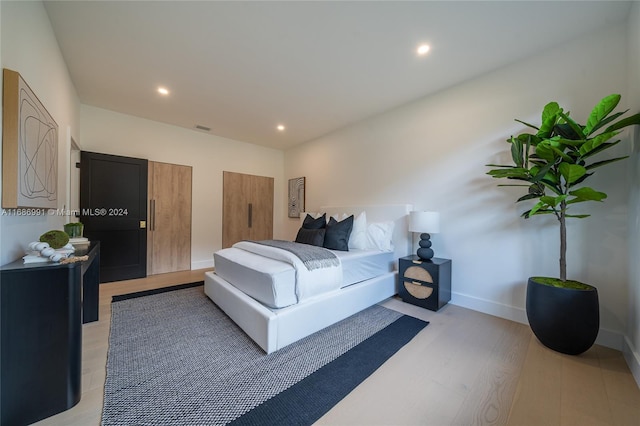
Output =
[{"x1": 249, "y1": 240, "x2": 339, "y2": 271}]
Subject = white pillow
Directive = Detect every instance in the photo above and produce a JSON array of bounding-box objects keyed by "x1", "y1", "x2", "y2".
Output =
[
  {"x1": 348, "y1": 212, "x2": 368, "y2": 250},
  {"x1": 365, "y1": 221, "x2": 395, "y2": 251}
]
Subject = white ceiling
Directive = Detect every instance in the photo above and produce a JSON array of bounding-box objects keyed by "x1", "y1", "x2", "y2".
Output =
[{"x1": 44, "y1": 1, "x2": 632, "y2": 150}]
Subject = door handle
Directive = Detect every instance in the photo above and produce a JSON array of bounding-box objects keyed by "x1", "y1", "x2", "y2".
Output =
[
  {"x1": 150, "y1": 199, "x2": 156, "y2": 231},
  {"x1": 248, "y1": 203, "x2": 253, "y2": 228}
]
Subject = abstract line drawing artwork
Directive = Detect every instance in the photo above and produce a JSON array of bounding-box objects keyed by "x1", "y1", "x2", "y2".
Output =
[
  {"x1": 288, "y1": 177, "x2": 305, "y2": 218},
  {"x1": 2, "y1": 69, "x2": 58, "y2": 209}
]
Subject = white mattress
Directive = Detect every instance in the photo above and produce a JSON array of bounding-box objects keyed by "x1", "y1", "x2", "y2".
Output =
[{"x1": 213, "y1": 248, "x2": 393, "y2": 309}]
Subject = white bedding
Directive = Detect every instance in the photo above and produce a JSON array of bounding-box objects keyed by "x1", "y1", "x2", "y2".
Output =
[
  {"x1": 213, "y1": 243, "x2": 394, "y2": 309},
  {"x1": 215, "y1": 241, "x2": 342, "y2": 308}
]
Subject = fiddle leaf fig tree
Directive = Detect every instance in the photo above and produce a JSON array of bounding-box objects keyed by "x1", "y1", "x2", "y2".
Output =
[{"x1": 487, "y1": 94, "x2": 640, "y2": 283}]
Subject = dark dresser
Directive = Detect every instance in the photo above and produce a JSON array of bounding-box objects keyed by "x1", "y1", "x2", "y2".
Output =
[{"x1": 0, "y1": 242, "x2": 100, "y2": 425}]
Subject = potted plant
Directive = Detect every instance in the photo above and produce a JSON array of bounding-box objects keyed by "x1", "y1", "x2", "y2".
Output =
[{"x1": 487, "y1": 94, "x2": 640, "y2": 355}]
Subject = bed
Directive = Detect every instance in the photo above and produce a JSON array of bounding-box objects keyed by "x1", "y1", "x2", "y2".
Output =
[{"x1": 204, "y1": 204, "x2": 412, "y2": 353}]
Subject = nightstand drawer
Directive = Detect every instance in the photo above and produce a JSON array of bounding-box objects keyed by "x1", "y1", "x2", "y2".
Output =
[{"x1": 402, "y1": 279, "x2": 436, "y2": 299}]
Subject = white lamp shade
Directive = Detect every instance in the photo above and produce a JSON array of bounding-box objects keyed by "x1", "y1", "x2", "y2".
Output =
[{"x1": 409, "y1": 211, "x2": 440, "y2": 234}]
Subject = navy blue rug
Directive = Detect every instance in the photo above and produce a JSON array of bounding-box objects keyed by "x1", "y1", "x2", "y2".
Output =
[
  {"x1": 103, "y1": 284, "x2": 428, "y2": 425},
  {"x1": 231, "y1": 315, "x2": 427, "y2": 425}
]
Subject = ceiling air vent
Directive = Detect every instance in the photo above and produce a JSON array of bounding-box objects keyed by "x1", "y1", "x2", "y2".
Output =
[{"x1": 195, "y1": 124, "x2": 211, "y2": 132}]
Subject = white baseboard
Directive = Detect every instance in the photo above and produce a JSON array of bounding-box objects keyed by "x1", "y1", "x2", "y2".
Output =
[
  {"x1": 450, "y1": 291, "x2": 624, "y2": 351},
  {"x1": 451, "y1": 291, "x2": 528, "y2": 325},
  {"x1": 623, "y1": 336, "x2": 640, "y2": 388},
  {"x1": 596, "y1": 327, "x2": 624, "y2": 351},
  {"x1": 191, "y1": 259, "x2": 214, "y2": 270}
]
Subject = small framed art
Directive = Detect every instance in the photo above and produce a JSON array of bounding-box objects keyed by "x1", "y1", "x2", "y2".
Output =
[{"x1": 288, "y1": 177, "x2": 305, "y2": 218}]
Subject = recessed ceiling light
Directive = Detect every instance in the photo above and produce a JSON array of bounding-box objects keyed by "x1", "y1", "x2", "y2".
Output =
[
  {"x1": 417, "y1": 44, "x2": 430, "y2": 56},
  {"x1": 157, "y1": 87, "x2": 169, "y2": 95},
  {"x1": 277, "y1": 124, "x2": 285, "y2": 131}
]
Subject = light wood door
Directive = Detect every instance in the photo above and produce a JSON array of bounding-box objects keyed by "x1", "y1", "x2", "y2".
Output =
[
  {"x1": 222, "y1": 171, "x2": 274, "y2": 248},
  {"x1": 147, "y1": 161, "x2": 192, "y2": 275}
]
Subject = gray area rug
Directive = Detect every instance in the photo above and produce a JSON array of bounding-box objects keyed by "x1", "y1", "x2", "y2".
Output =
[{"x1": 102, "y1": 285, "x2": 408, "y2": 425}]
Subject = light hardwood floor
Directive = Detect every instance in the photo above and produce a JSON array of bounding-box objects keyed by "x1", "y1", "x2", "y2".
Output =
[{"x1": 35, "y1": 269, "x2": 640, "y2": 426}]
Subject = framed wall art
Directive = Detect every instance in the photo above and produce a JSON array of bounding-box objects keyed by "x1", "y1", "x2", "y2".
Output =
[
  {"x1": 288, "y1": 177, "x2": 305, "y2": 218},
  {"x1": 2, "y1": 68, "x2": 58, "y2": 209}
]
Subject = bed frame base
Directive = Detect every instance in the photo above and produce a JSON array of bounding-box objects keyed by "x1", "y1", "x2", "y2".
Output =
[{"x1": 204, "y1": 271, "x2": 397, "y2": 354}]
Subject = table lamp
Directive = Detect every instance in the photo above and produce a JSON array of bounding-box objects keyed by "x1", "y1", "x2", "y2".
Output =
[{"x1": 409, "y1": 211, "x2": 440, "y2": 260}]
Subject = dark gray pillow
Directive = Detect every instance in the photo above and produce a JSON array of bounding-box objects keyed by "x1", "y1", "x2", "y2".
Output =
[
  {"x1": 302, "y1": 213, "x2": 326, "y2": 229},
  {"x1": 295, "y1": 228, "x2": 326, "y2": 247},
  {"x1": 323, "y1": 215, "x2": 354, "y2": 251}
]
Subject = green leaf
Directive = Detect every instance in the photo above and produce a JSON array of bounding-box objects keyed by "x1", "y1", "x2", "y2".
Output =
[
  {"x1": 535, "y1": 141, "x2": 557, "y2": 162},
  {"x1": 554, "y1": 138, "x2": 586, "y2": 147},
  {"x1": 567, "y1": 187, "x2": 607, "y2": 204},
  {"x1": 540, "y1": 195, "x2": 556, "y2": 206},
  {"x1": 529, "y1": 163, "x2": 554, "y2": 182},
  {"x1": 559, "y1": 163, "x2": 586, "y2": 184},
  {"x1": 517, "y1": 193, "x2": 541, "y2": 202},
  {"x1": 549, "y1": 145, "x2": 574, "y2": 162},
  {"x1": 514, "y1": 119, "x2": 539, "y2": 130},
  {"x1": 487, "y1": 168, "x2": 530, "y2": 179},
  {"x1": 538, "y1": 102, "x2": 561, "y2": 137},
  {"x1": 585, "y1": 156, "x2": 629, "y2": 170},
  {"x1": 578, "y1": 131, "x2": 619, "y2": 157},
  {"x1": 571, "y1": 172, "x2": 593, "y2": 187},
  {"x1": 566, "y1": 214, "x2": 590, "y2": 218},
  {"x1": 580, "y1": 140, "x2": 620, "y2": 160},
  {"x1": 587, "y1": 111, "x2": 626, "y2": 135},
  {"x1": 510, "y1": 136, "x2": 524, "y2": 167},
  {"x1": 539, "y1": 181, "x2": 562, "y2": 196},
  {"x1": 603, "y1": 112, "x2": 640, "y2": 133},
  {"x1": 529, "y1": 201, "x2": 545, "y2": 216},
  {"x1": 540, "y1": 195, "x2": 567, "y2": 208},
  {"x1": 524, "y1": 207, "x2": 555, "y2": 218},
  {"x1": 557, "y1": 112, "x2": 584, "y2": 140},
  {"x1": 529, "y1": 158, "x2": 549, "y2": 167},
  {"x1": 585, "y1": 94, "x2": 620, "y2": 136}
]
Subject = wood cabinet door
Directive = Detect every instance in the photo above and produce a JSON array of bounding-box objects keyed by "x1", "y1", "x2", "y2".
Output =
[
  {"x1": 249, "y1": 174, "x2": 274, "y2": 241},
  {"x1": 147, "y1": 161, "x2": 192, "y2": 275},
  {"x1": 222, "y1": 171, "x2": 274, "y2": 248}
]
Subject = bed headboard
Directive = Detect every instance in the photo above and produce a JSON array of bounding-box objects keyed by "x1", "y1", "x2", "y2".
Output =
[{"x1": 320, "y1": 204, "x2": 413, "y2": 268}]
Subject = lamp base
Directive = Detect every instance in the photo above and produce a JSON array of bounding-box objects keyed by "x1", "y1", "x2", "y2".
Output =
[
  {"x1": 416, "y1": 233, "x2": 434, "y2": 260},
  {"x1": 417, "y1": 248, "x2": 434, "y2": 260}
]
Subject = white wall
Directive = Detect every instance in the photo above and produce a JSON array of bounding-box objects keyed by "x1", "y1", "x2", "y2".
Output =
[
  {"x1": 80, "y1": 106, "x2": 285, "y2": 270},
  {"x1": 285, "y1": 23, "x2": 632, "y2": 349},
  {"x1": 0, "y1": 1, "x2": 80, "y2": 265},
  {"x1": 625, "y1": 1, "x2": 640, "y2": 385}
]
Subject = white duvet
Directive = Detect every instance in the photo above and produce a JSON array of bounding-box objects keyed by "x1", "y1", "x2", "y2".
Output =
[{"x1": 232, "y1": 241, "x2": 343, "y2": 302}]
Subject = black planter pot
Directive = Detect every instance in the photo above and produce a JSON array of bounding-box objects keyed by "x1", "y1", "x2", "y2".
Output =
[{"x1": 526, "y1": 277, "x2": 599, "y2": 355}]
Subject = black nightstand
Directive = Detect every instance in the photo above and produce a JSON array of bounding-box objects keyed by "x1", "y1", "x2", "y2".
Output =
[{"x1": 398, "y1": 255, "x2": 451, "y2": 311}]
